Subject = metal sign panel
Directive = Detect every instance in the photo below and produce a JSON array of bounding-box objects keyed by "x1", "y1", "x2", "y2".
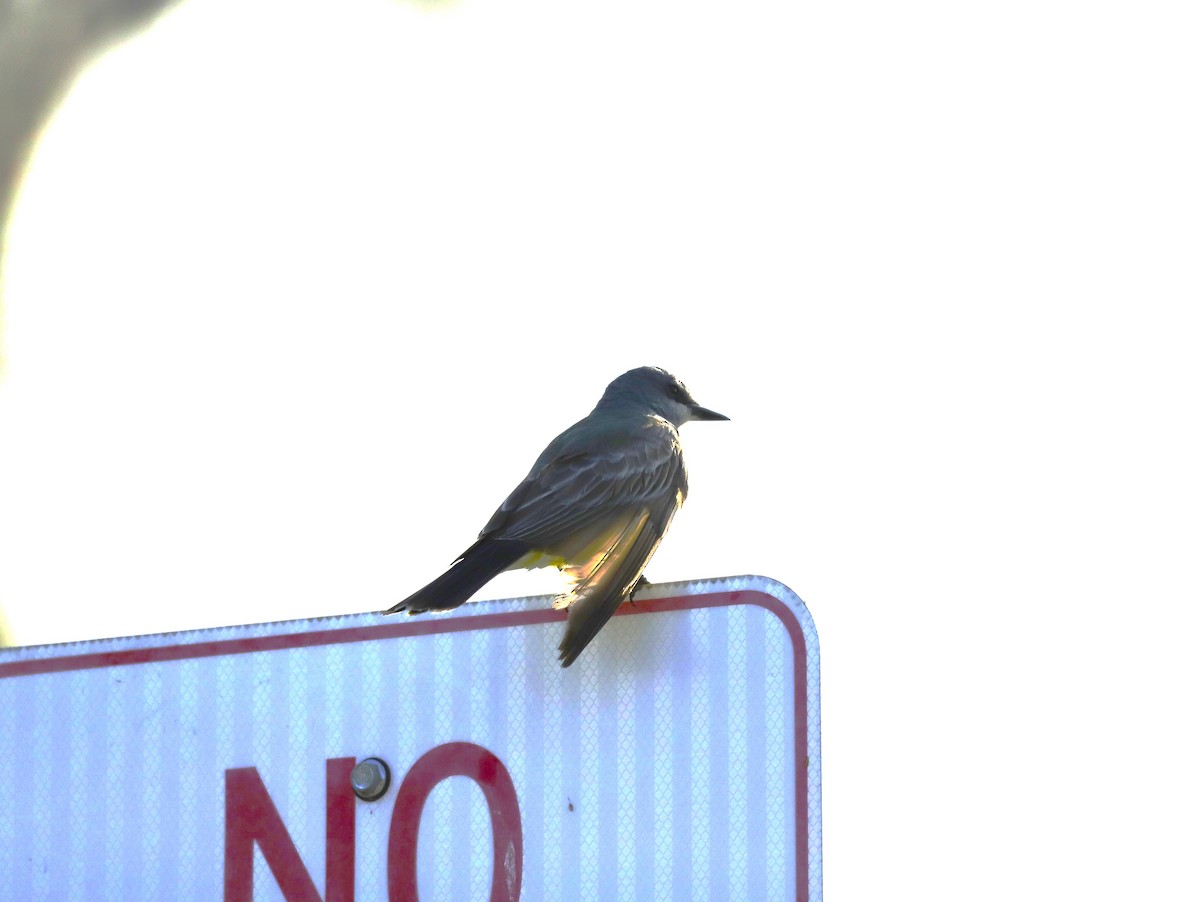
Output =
[{"x1": 0, "y1": 575, "x2": 821, "y2": 901}]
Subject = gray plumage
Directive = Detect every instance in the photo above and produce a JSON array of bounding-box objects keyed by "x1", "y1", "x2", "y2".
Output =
[{"x1": 385, "y1": 366, "x2": 728, "y2": 667}]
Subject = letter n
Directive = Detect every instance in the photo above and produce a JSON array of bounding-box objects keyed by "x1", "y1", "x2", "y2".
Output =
[{"x1": 225, "y1": 757, "x2": 357, "y2": 902}]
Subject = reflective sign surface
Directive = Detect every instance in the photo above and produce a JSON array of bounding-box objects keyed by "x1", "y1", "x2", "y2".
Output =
[{"x1": 0, "y1": 575, "x2": 822, "y2": 901}]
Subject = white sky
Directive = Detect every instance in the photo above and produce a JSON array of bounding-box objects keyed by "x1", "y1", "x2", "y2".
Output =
[{"x1": 1, "y1": 0, "x2": 1198, "y2": 897}]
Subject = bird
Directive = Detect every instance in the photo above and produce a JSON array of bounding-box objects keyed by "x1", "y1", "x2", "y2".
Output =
[{"x1": 384, "y1": 366, "x2": 728, "y2": 667}]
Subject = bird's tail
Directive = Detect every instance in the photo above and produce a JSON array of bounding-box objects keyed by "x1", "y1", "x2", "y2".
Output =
[{"x1": 385, "y1": 538, "x2": 531, "y2": 615}]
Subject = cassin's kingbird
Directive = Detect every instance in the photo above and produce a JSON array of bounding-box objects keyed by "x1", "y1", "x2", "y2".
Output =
[{"x1": 385, "y1": 366, "x2": 728, "y2": 666}]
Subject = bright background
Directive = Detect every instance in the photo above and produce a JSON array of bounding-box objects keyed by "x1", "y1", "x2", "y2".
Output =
[{"x1": 1, "y1": 0, "x2": 1198, "y2": 898}]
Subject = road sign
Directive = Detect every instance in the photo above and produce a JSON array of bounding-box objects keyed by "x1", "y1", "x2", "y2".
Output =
[{"x1": 0, "y1": 574, "x2": 822, "y2": 901}]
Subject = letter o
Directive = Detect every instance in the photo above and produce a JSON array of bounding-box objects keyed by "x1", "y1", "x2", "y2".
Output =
[{"x1": 388, "y1": 742, "x2": 522, "y2": 902}]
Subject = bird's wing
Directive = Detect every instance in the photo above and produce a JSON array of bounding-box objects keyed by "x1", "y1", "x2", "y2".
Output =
[
  {"x1": 555, "y1": 489, "x2": 683, "y2": 667},
  {"x1": 482, "y1": 416, "x2": 687, "y2": 548},
  {"x1": 479, "y1": 415, "x2": 689, "y2": 666}
]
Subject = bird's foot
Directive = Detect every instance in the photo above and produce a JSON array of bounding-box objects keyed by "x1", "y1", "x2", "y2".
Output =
[{"x1": 627, "y1": 575, "x2": 653, "y2": 606}]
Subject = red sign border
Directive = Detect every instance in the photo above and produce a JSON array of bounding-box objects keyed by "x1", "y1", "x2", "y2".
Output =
[{"x1": 0, "y1": 589, "x2": 810, "y2": 900}]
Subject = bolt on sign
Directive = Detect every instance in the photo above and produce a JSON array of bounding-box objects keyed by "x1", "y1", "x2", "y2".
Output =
[{"x1": 0, "y1": 575, "x2": 822, "y2": 901}]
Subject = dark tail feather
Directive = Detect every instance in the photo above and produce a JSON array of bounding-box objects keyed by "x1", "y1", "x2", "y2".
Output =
[{"x1": 385, "y1": 538, "x2": 531, "y2": 614}]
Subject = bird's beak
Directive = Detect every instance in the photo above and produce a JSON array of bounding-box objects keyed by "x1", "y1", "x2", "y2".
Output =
[{"x1": 689, "y1": 404, "x2": 730, "y2": 422}]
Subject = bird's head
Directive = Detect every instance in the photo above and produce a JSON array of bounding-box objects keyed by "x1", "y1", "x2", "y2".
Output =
[{"x1": 596, "y1": 366, "x2": 729, "y2": 427}]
